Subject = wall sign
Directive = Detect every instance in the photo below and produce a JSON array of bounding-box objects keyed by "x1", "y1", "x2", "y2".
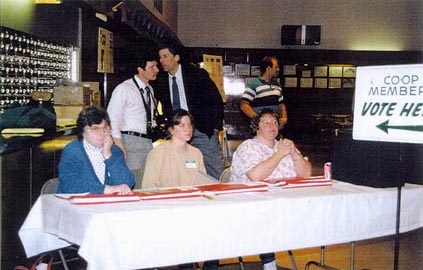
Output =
[
  {"x1": 97, "y1": 27, "x2": 114, "y2": 73},
  {"x1": 353, "y1": 64, "x2": 423, "y2": 144},
  {"x1": 203, "y1": 54, "x2": 225, "y2": 102}
]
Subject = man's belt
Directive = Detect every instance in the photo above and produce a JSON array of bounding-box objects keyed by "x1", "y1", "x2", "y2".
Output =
[{"x1": 121, "y1": 131, "x2": 150, "y2": 139}]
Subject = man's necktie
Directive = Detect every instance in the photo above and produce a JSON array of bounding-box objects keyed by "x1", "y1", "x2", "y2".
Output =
[
  {"x1": 172, "y1": 76, "x2": 181, "y2": 110},
  {"x1": 145, "y1": 86, "x2": 152, "y2": 109},
  {"x1": 144, "y1": 86, "x2": 152, "y2": 134}
]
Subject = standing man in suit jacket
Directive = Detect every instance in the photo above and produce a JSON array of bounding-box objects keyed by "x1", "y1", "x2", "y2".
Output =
[{"x1": 152, "y1": 44, "x2": 225, "y2": 181}]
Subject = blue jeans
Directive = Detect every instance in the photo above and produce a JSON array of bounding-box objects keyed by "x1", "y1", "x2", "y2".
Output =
[
  {"x1": 190, "y1": 129, "x2": 224, "y2": 179},
  {"x1": 260, "y1": 252, "x2": 275, "y2": 264}
]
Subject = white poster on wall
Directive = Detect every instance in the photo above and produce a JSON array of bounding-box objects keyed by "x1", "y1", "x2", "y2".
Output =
[
  {"x1": 97, "y1": 27, "x2": 114, "y2": 73},
  {"x1": 353, "y1": 64, "x2": 423, "y2": 144}
]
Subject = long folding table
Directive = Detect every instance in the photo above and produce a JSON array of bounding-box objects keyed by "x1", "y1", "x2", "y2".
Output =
[{"x1": 19, "y1": 181, "x2": 423, "y2": 270}]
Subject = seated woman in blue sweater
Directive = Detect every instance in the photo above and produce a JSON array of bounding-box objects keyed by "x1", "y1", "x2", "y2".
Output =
[{"x1": 58, "y1": 106, "x2": 135, "y2": 194}]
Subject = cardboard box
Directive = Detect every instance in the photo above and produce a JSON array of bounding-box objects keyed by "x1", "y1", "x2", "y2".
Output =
[
  {"x1": 53, "y1": 81, "x2": 100, "y2": 106},
  {"x1": 81, "y1": 82, "x2": 101, "y2": 107},
  {"x1": 54, "y1": 85, "x2": 91, "y2": 106},
  {"x1": 54, "y1": 105, "x2": 85, "y2": 123}
]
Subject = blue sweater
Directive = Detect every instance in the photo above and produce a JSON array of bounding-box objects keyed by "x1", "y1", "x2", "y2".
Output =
[{"x1": 57, "y1": 140, "x2": 135, "y2": 194}]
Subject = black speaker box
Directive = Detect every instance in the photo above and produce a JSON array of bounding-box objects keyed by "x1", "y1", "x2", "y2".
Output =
[
  {"x1": 331, "y1": 129, "x2": 423, "y2": 187},
  {"x1": 281, "y1": 25, "x2": 321, "y2": 45}
]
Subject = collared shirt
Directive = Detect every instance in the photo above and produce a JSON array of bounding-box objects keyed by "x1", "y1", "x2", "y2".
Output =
[
  {"x1": 83, "y1": 139, "x2": 106, "y2": 184},
  {"x1": 229, "y1": 137, "x2": 297, "y2": 183},
  {"x1": 107, "y1": 75, "x2": 156, "y2": 139},
  {"x1": 242, "y1": 77, "x2": 284, "y2": 107},
  {"x1": 168, "y1": 64, "x2": 188, "y2": 111}
]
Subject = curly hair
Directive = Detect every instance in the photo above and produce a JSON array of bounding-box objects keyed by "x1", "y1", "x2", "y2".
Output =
[{"x1": 250, "y1": 108, "x2": 279, "y2": 134}]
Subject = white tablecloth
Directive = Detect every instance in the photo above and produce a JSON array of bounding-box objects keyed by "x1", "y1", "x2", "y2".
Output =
[{"x1": 19, "y1": 181, "x2": 423, "y2": 270}]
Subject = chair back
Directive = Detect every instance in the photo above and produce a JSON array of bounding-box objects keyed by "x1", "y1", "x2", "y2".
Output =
[
  {"x1": 39, "y1": 177, "x2": 75, "y2": 270},
  {"x1": 219, "y1": 167, "x2": 231, "y2": 183},
  {"x1": 41, "y1": 178, "x2": 59, "y2": 194}
]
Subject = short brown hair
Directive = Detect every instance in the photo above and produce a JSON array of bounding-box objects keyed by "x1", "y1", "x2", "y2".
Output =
[{"x1": 250, "y1": 108, "x2": 279, "y2": 133}]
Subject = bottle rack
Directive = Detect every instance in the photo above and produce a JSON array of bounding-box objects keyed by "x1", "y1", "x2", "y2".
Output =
[{"x1": 0, "y1": 26, "x2": 72, "y2": 113}]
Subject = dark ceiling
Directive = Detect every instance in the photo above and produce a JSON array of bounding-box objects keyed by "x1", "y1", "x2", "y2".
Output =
[{"x1": 82, "y1": 0, "x2": 181, "y2": 46}]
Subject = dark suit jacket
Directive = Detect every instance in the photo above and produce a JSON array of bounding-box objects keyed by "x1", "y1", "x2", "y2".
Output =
[{"x1": 152, "y1": 65, "x2": 224, "y2": 137}]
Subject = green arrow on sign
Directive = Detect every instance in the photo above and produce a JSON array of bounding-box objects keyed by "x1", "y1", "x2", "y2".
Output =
[{"x1": 377, "y1": 120, "x2": 423, "y2": 134}]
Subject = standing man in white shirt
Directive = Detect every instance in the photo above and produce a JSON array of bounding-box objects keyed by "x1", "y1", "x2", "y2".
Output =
[{"x1": 107, "y1": 52, "x2": 160, "y2": 189}]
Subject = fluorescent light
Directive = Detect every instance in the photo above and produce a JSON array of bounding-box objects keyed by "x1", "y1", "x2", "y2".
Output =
[
  {"x1": 71, "y1": 48, "x2": 80, "y2": 82},
  {"x1": 95, "y1": 12, "x2": 107, "y2": 22},
  {"x1": 35, "y1": 0, "x2": 62, "y2": 4}
]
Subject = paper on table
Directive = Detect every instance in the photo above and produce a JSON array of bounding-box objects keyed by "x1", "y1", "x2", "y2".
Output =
[
  {"x1": 260, "y1": 176, "x2": 332, "y2": 188},
  {"x1": 135, "y1": 183, "x2": 269, "y2": 200},
  {"x1": 135, "y1": 188, "x2": 203, "y2": 200},
  {"x1": 259, "y1": 179, "x2": 288, "y2": 187},
  {"x1": 196, "y1": 182, "x2": 269, "y2": 195},
  {"x1": 55, "y1": 193, "x2": 140, "y2": 205},
  {"x1": 56, "y1": 183, "x2": 271, "y2": 204}
]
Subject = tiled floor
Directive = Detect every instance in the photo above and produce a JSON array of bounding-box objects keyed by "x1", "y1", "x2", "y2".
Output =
[{"x1": 226, "y1": 227, "x2": 423, "y2": 270}]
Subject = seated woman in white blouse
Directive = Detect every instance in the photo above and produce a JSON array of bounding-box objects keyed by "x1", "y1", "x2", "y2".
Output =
[
  {"x1": 230, "y1": 108, "x2": 312, "y2": 183},
  {"x1": 230, "y1": 108, "x2": 312, "y2": 270}
]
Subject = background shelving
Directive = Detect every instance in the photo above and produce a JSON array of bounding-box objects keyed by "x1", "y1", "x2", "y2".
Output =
[{"x1": 0, "y1": 26, "x2": 72, "y2": 113}]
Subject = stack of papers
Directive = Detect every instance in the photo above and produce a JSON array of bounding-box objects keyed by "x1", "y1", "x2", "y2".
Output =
[
  {"x1": 196, "y1": 183, "x2": 268, "y2": 195},
  {"x1": 55, "y1": 193, "x2": 140, "y2": 205},
  {"x1": 54, "y1": 178, "x2": 331, "y2": 205},
  {"x1": 137, "y1": 183, "x2": 268, "y2": 200},
  {"x1": 135, "y1": 188, "x2": 203, "y2": 200},
  {"x1": 55, "y1": 183, "x2": 271, "y2": 204},
  {"x1": 260, "y1": 176, "x2": 332, "y2": 188}
]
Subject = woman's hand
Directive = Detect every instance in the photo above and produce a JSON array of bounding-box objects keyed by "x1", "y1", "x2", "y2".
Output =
[
  {"x1": 104, "y1": 184, "x2": 132, "y2": 195},
  {"x1": 277, "y1": 138, "x2": 295, "y2": 157},
  {"x1": 102, "y1": 131, "x2": 114, "y2": 159}
]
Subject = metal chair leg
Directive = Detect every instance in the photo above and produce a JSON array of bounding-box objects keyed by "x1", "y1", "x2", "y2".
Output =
[
  {"x1": 304, "y1": 246, "x2": 339, "y2": 270},
  {"x1": 320, "y1": 246, "x2": 325, "y2": 265},
  {"x1": 58, "y1": 249, "x2": 70, "y2": 270},
  {"x1": 287, "y1": 250, "x2": 298, "y2": 270},
  {"x1": 350, "y1": 242, "x2": 355, "y2": 270}
]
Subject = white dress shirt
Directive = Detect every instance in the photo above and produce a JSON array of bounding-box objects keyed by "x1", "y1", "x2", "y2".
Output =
[
  {"x1": 107, "y1": 75, "x2": 155, "y2": 139},
  {"x1": 83, "y1": 139, "x2": 106, "y2": 184}
]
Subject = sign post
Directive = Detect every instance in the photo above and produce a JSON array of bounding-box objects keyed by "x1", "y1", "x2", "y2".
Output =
[{"x1": 353, "y1": 64, "x2": 423, "y2": 270}]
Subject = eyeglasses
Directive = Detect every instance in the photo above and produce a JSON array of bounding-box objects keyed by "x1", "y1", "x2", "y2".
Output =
[{"x1": 259, "y1": 120, "x2": 279, "y2": 127}]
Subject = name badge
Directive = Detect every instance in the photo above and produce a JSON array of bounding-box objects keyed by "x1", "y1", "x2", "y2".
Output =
[{"x1": 185, "y1": 160, "x2": 197, "y2": 169}]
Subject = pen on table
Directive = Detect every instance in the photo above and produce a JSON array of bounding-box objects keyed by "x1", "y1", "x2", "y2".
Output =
[{"x1": 202, "y1": 191, "x2": 215, "y2": 200}]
